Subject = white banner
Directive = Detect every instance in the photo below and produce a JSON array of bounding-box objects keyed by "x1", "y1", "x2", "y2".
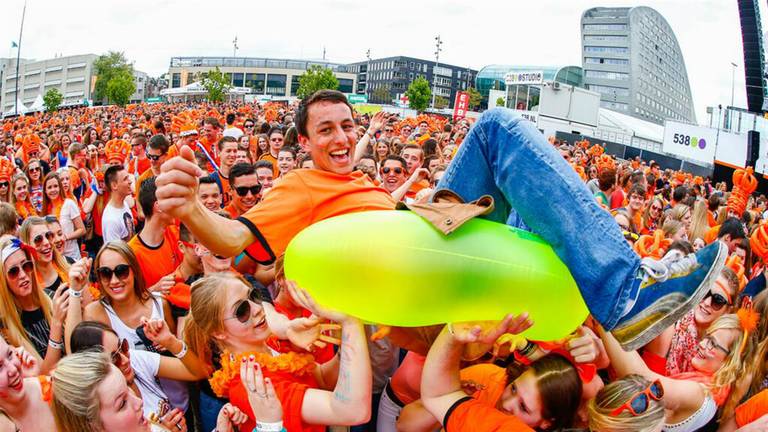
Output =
[
  {"x1": 510, "y1": 109, "x2": 538, "y2": 124},
  {"x1": 662, "y1": 121, "x2": 717, "y2": 165},
  {"x1": 714, "y1": 130, "x2": 748, "y2": 169},
  {"x1": 504, "y1": 70, "x2": 544, "y2": 86}
]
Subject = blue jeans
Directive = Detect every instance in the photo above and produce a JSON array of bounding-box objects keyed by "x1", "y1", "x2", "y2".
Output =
[{"x1": 438, "y1": 108, "x2": 639, "y2": 329}]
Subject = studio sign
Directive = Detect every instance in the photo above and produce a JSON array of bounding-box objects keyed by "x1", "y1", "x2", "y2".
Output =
[{"x1": 672, "y1": 132, "x2": 706, "y2": 150}]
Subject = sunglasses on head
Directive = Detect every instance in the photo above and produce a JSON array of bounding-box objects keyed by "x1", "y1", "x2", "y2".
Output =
[
  {"x1": 44, "y1": 215, "x2": 59, "y2": 224},
  {"x1": 146, "y1": 152, "x2": 165, "y2": 161},
  {"x1": 110, "y1": 338, "x2": 130, "y2": 365},
  {"x1": 96, "y1": 264, "x2": 131, "y2": 284},
  {"x1": 610, "y1": 379, "x2": 664, "y2": 416},
  {"x1": 703, "y1": 290, "x2": 731, "y2": 311},
  {"x1": 382, "y1": 166, "x2": 403, "y2": 175},
  {"x1": 33, "y1": 231, "x2": 54, "y2": 246},
  {"x1": 224, "y1": 288, "x2": 263, "y2": 323},
  {"x1": 235, "y1": 185, "x2": 261, "y2": 197},
  {"x1": 6, "y1": 260, "x2": 33, "y2": 280}
]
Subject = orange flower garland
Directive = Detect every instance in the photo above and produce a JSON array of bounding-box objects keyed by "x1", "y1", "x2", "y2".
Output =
[
  {"x1": 209, "y1": 349, "x2": 316, "y2": 398},
  {"x1": 633, "y1": 230, "x2": 671, "y2": 260}
]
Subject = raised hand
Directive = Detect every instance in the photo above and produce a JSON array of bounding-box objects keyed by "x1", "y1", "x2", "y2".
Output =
[
  {"x1": 285, "y1": 280, "x2": 350, "y2": 324},
  {"x1": 51, "y1": 283, "x2": 70, "y2": 327},
  {"x1": 215, "y1": 403, "x2": 249, "y2": 432},
  {"x1": 285, "y1": 315, "x2": 341, "y2": 352},
  {"x1": 14, "y1": 346, "x2": 39, "y2": 377},
  {"x1": 139, "y1": 317, "x2": 174, "y2": 350},
  {"x1": 449, "y1": 313, "x2": 533, "y2": 345},
  {"x1": 68, "y1": 257, "x2": 92, "y2": 292},
  {"x1": 155, "y1": 145, "x2": 204, "y2": 220},
  {"x1": 149, "y1": 274, "x2": 175, "y2": 297},
  {"x1": 240, "y1": 355, "x2": 283, "y2": 423}
]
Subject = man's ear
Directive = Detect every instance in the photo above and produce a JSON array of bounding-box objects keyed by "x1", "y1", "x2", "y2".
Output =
[{"x1": 297, "y1": 135, "x2": 310, "y2": 153}]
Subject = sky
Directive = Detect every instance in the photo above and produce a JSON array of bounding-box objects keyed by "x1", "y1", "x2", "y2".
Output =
[{"x1": 0, "y1": 0, "x2": 752, "y2": 123}]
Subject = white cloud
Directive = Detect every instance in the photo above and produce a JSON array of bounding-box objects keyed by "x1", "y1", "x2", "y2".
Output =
[{"x1": 0, "y1": 0, "x2": 753, "y2": 123}]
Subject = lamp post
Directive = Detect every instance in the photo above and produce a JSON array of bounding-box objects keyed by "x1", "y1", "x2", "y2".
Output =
[
  {"x1": 13, "y1": 0, "x2": 27, "y2": 117},
  {"x1": 365, "y1": 49, "x2": 371, "y2": 100},
  {"x1": 730, "y1": 62, "x2": 737, "y2": 108},
  {"x1": 431, "y1": 35, "x2": 442, "y2": 109}
]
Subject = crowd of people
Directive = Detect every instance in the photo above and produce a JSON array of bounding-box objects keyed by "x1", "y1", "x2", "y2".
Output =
[{"x1": 0, "y1": 89, "x2": 768, "y2": 431}]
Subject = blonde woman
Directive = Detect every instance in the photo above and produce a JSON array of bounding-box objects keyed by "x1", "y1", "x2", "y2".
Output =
[
  {"x1": 688, "y1": 200, "x2": 709, "y2": 244},
  {"x1": 667, "y1": 204, "x2": 692, "y2": 234},
  {"x1": 587, "y1": 374, "x2": 665, "y2": 432},
  {"x1": 641, "y1": 196, "x2": 665, "y2": 235},
  {"x1": 0, "y1": 237, "x2": 68, "y2": 373},
  {"x1": 19, "y1": 217, "x2": 70, "y2": 296},
  {"x1": 0, "y1": 334, "x2": 56, "y2": 431},
  {"x1": 662, "y1": 218, "x2": 687, "y2": 242}
]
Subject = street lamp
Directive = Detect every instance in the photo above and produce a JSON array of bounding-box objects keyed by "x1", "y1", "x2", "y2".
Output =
[
  {"x1": 365, "y1": 49, "x2": 371, "y2": 100},
  {"x1": 730, "y1": 62, "x2": 737, "y2": 108},
  {"x1": 431, "y1": 35, "x2": 442, "y2": 109}
]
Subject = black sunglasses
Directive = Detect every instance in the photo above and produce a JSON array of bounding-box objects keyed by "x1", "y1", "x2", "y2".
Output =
[
  {"x1": 382, "y1": 166, "x2": 404, "y2": 174},
  {"x1": 96, "y1": 264, "x2": 131, "y2": 284},
  {"x1": 235, "y1": 185, "x2": 261, "y2": 197},
  {"x1": 146, "y1": 152, "x2": 166, "y2": 161},
  {"x1": 0, "y1": 182, "x2": 8, "y2": 188},
  {"x1": 703, "y1": 291, "x2": 731, "y2": 311},
  {"x1": 33, "y1": 231, "x2": 54, "y2": 246},
  {"x1": 224, "y1": 288, "x2": 263, "y2": 323},
  {"x1": 7, "y1": 260, "x2": 33, "y2": 279},
  {"x1": 244, "y1": 124, "x2": 254, "y2": 128}
]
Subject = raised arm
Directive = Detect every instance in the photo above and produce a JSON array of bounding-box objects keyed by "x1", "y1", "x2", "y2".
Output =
[
  {"x1": 354, "y1": 111, "x2": 389, "y2": 163},
  {"x1": 64, "y1": 257, "x2": 91, "y2": 353},
  {"x1": 141, "y1": 317, "x2": 208, "y2": 380}
]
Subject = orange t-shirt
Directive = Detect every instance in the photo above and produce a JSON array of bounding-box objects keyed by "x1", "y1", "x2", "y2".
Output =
[
  {"x1": 406, "y1": 178, "x2": 430, "y2": 200},
  {"x1": 127, "y1": 226, "x2": 182, "y2": 288},
  {"x1": 238, "y1": 169, "x2": 396, "y2": 263},
  {"x1": 444, "y1": 398, "x2": 534, "y2": 432},
  {"x1": 736, "y1": 389, "x2": 768, "y2": 427},
  {"x1": 224, "y1": 201, "x2": 240, "y2": 219},
  {"x1": 258, "y1": 152, "x2": 280, "y2": 178},
  {"x1": 459, "y1": 364, "x2": 508, "y2": 407},
  {"x1": 128, "y1": 157, "x2": 151, "y2": 177}
]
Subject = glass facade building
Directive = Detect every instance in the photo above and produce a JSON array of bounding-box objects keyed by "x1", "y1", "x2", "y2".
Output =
[{"x1": 475, "y1": 65, "x2": 584, "y2": 108}]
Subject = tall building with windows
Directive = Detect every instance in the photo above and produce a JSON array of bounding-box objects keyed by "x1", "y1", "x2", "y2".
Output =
[
  {"x1": 347, "y1": 56, "x2": 477, "y2": 107},
  {"x1": 581, "y1": 7, "x2": 695, "y2": 125},
  {"x1": 167, "y1": 57, "x2": 357, "y2": 98}
]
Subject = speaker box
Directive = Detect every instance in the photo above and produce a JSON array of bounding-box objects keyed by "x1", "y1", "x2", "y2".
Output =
[{"x1": 747, "y1": 130, "x2": 760, "y2": 167}]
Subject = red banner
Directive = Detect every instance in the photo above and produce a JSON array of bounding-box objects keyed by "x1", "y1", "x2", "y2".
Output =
[{"x1": 453, "y1": 91, "x2": 469, "y2": 121}]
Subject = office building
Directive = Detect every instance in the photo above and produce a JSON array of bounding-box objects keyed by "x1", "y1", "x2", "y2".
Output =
[
  {"x1": 347, "y1": 56, "x2": 477, "y2": 107},
  {"x1": 581, "y1": 6, "x2": 696, "y2": 125}
]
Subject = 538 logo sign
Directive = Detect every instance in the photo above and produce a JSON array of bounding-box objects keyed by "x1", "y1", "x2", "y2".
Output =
[{"x1": 672, "y1": 133, "x2": 706, "y2": 150}]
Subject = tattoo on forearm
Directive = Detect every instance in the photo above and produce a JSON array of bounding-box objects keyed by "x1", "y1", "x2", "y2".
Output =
[{"x1": 333, "y1": 331, "x2": 353, "y2": 403}]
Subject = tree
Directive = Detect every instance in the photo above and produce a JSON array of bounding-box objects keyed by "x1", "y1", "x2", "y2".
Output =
[
  {"x1": 106, "y1": 70, "x2": 136, "y2": 106},
  {"x1": 94, "y1": 51, "x2": 134, "y2": 104},
  {"x1": 297, "y1": 65, "x2": 339, "y2": 99},
  {"x1": 496, "y1": 97, "x2": 506, "y2": 107},
  {"x1": 201, "y1": 67, "x2": 232, "y2": 103},
  {"x1": 434, "y1": 96, "x2": 449, "y2": 109},
  {"x1": 466, "y1": 87, "x2": 482, "y2": 110},
  {"x1": 42, "y1": 88, "x2": 63, "y2": 112},
  {"x1": 372, "y1": 85, "x2": 391, "y2": 103},
  {"x1": 405, "y1": 76, "x2": 432, "y2": 112}
]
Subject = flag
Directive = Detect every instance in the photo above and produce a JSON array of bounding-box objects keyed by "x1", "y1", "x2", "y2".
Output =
[{"x1": 11, "y1": 41, "x2": 17, "y2": 48}]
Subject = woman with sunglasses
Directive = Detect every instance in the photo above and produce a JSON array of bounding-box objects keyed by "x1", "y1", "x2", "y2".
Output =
[
  {"x1": 10, "y1": 174, "x2": 36, "y2": 222},
  {"x1": 0, "y1": 334, "x2": 57, "y2": 431},
  {"x1": 641, "y1": 196, "x2": 665, "y2": 235},
  {"x1": 24, "y1": 160, "x2": 43, "y2": 213},
  {"x1": 586, "y1": 375, "x2": 665, "y2": 432},
  {"x1": 40, "y1": 172, "x2": 85, "y2": 261},
  {"x1": 0, "y1": 237, "x2": 68, "y2": 373},
  {"x1": 185, "y1": 272, "x2": 372, "y2": 432},
  {"x1": 19, "y1": 217, "x2": 71, "y2": 296},
  {"x1": 641, "y1": 267, "x2": 739, "y2": 376},
  {"x1": 601, "y1": 313, "x2": 753, "y2": 431}
]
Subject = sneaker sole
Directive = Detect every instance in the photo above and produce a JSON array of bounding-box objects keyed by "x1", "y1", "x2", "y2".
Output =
[{"x1": 615, "y1": 242, "x2": 727, "y2": 351}]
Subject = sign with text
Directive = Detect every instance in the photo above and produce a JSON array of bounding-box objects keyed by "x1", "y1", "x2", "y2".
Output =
[
  {"x1": 662, "y1": 121, "x2": 717, "y2": 165},
  {"x1": 346, "y1": 93, "x2": 368, "y2": 104},
  {"x1": 453, "y1": 91, "x2": 469, "y2": 121},
  {"x1": 504, "y1": 70, "x2": 544, "y2": 86}
]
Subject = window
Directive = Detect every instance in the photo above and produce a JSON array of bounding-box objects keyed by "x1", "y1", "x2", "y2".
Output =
[
  {"x1": 186, "y1": 72, "x2": 194, "y2": 85},
  {"x1": 584, "y1": 57, "x2": 629, "y2": 65},
  {"x1": 583, "y1": 23, "x2": 628, "y2": 31},
  {"x1": 266, "y1": 74, "x2": 286, "y2": 96},
  {"x1": 338, "y1": 78, "x2": 354, "y2": 93},
  {"x1": 172, "y1": 73, "x2": 181, "y2": 88},
  {"x1": 409, "y1": 62, "x2": 414, "y2": 69},
  {"x1": 584, "y1": 46, "x2": 629, "y2": 54},
  {"x1": 290, "y1": 76, "x2": 301, "y2": 96},
  {"x1": 434, "y1": 66, "x2": 452, "y2": 77},
  {"x1": 585, "y1": 70, "x2": 629, "y2": 80},
  {"x1": 232, "y1": 72, "x2": 244, "y2": 87},
  {"x1": 583, "y1": 35, "x2": 628, "y2": 43},
  {"x1": 587, "y1": 84, "x2": 630, "y2": 96}
]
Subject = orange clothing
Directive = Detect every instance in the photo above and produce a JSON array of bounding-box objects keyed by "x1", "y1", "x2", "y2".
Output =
[
  {"x1": 406, "y1": 178, "x2": 430, "y2": 200},
  {"x1": 444, "y1": 398, "x2": 534, "y2": 432},
  {"x1": 459, "y1": 364, "x2": 508, "y2": 407},
  {"x1": 391, "y1": 351, "x2": 426, "y2": 405},
  {"x1": 217, "y1": 172, "x2": 231, "y2": 206},
  {"x1": 707, "y1": 210, "x2": 717, "y2": 227},
  {"x1": 704, "y1": 225, "x2": 720, "y2": 244},
  {"x1": 258, "y1": 152, "x2": 279, "y2": 178},
  {"x1": 223, "y1": 201, "x2": 240, "y2": 219},
  {"x1": 127, "y1": 226, "x2": 182, "y2": 288},
  {"x1": 135, "y1": 168, "x2": 156, "y2": 198},
  {"x1": 198, "y1": 136, "x2": 220, "y2": 172},
  {"x1": 128, "y1": 157, "x2": 151, "y2": 177},
  {"x1": 238, "y1": 169, "x2": 396, "y2": 263},
  {"x1": 736, "y1": 389, "x2": 768, "y2": 427}
]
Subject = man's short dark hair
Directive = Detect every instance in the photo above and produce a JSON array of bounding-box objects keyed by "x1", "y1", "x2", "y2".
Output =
[
  {"x1": 628, "y1": 184, "x2": 646, "y2": 198},
  {"x1": 672, "y1": 186, "x2": 688, "y2": 203},
  {"x1": 381, "y1": 155, "x2": 407, "y2": 171},
  {"x1": 203, "y1": 117, "x2": 221, "y2": 129},
  {"x1": 148, "y1": 134, "x2": 170, "y2": 153},
  {"x1": 230, "y1": 163, "x2": 257, "y2": 188},
  {"x1": 598, "y1": 168, "x2": 616, "y2": 192},
  {"x1": 718, "y1": 217, "x2": 746, "y2": 240},
  {"x1": 138, "y1": 176, "x2": 158, "y2": 218},
  {"x1": 68, "y1": 142, "x2": 85, "y2": 159},
  {"x1": 104, "y1": 164, "x2": 125, "y2": 192},
  {"x1": 226, "y1": 113, "x2": 236, "y2": 126},
  {"x1": 254, "y1": 160, "x2": 273, "y2": 171},
  {"x1": 199, "y1": 175, "x2": 217, "y2": 186},
  {"x1": 218, "y1": 136, "x2": 238, "y2": 151},
  {"x1": 131, "y1": 135, "x2": 147, "y2": 148},
  {"x1": 268, "y1": 127, "x2": 283, "y2": 138},
  {"x1": 295, "y1": 90, "x2": 353, "y2": 137}
]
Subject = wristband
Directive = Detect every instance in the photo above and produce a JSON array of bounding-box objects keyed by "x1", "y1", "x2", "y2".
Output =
[
  {"x1": 69, "y1": 288, "x2": 83, "y2": 298},
  {"x1": 254, "y1": 421, "x2": 284, "y2": 432},
  {"x1": 48, "y1": 339, "x2": 64, "y2": 350},
  {"x1": 174, "y1": 341, "x2": 188, "y2": 359}
]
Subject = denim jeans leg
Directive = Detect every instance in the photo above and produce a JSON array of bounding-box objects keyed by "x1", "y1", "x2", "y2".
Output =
[{"x1": 437, "y1": 109, "x2": 640, "y2": 329}]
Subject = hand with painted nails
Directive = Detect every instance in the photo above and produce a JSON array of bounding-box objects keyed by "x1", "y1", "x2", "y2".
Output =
[{"x1": 240, "y1": 355, "x2": 283, "y2": 423}]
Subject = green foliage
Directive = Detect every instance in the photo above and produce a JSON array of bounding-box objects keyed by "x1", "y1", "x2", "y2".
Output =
[
  {"x1": 106, "y1": 70, "x2": 136, "y2": 106},
  {"x1": 94, "y1": 51, "x2": 134, "y2": 104},
  {"x1": 405, "y1": 76, "x2": 432, "y2": 112},
  {"x1": 42, "y1": 88, "x2": 63, "y2": 112},
  {"x1": 466, "y1": 87, "x2": 482, "y2": 110},
  {"x1": 200, "y1": 67, "x2": 232, "y2": 103},
  {"x1": 371, "y1": 85, "x2": 391, "y2": 103},
  {"x1": 297, "y1": 66, "x2": 339, "y2": 99},
  {"x1": 434, "y1": 96, "x2": 448, "y2": 109},
  {"x1": 495, "y1": 97, "x2": 506, "y2": 107}
]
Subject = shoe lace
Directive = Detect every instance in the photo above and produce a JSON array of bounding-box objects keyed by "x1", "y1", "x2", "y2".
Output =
[{"x1": 640, "y1": 250, "x2": 698, "y2": 283}]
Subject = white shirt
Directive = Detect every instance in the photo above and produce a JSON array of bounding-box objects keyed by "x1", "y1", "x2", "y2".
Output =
[
  {"x1": 58, "y1": 198, "x2": 81, "y2": 261},
  {"x1": 222, "y1": 127, "x2": 244, "y2": 139},
  {"x1": 101, "y1": 200, "x2": 134, "y2": 243},
  {"x1": 130, "y1": 350, "x2": 168, "y2": 419}
]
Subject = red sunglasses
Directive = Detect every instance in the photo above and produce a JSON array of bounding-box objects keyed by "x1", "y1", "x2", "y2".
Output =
[{"x1": 609, "y1": 379, "x2": 664, "y2": 416}]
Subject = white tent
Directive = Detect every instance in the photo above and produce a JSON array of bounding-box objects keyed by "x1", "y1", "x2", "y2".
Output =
[
  {"x1": 2, "y1": 97, "x2": 29, "y2": 118},
  {"x1": 160, "y1": 81, "x2": 252, "y2": 102},
  {"x1": 29, "y1": 94, "x2": 44, "y2": 112}
]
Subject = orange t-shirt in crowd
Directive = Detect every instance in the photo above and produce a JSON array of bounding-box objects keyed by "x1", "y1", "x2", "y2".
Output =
[
  {"x1": 406, "y1": 178, "x2": 430, "y2": 200},
  {"x1": 444, "y1": 398, "x2": 534, "y2": 432},
  {"x1": 258, "y1": 152, "x2": 280, "y2": 178},
  {"x1": 707, "y1": 210, "x2": 718, "y2": 227},
  {"x1": 127, "y1": 226, "x2": 182, "y2": 288},
  {"x1": 736, "y1": 389, "x2": 768, "y2": 427},
  {"x1": 459, "y1": 364, "x2": 508, "y2": 407},
  {"x1": 238, "y1": 169, "x2": 396, "y2": 263},
  {"x1": 128, "y1": 157, "x2": 151, "y2": 177},
  {"x1": 224, "y1": 201, "x2": 240, "y2": 219}
]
